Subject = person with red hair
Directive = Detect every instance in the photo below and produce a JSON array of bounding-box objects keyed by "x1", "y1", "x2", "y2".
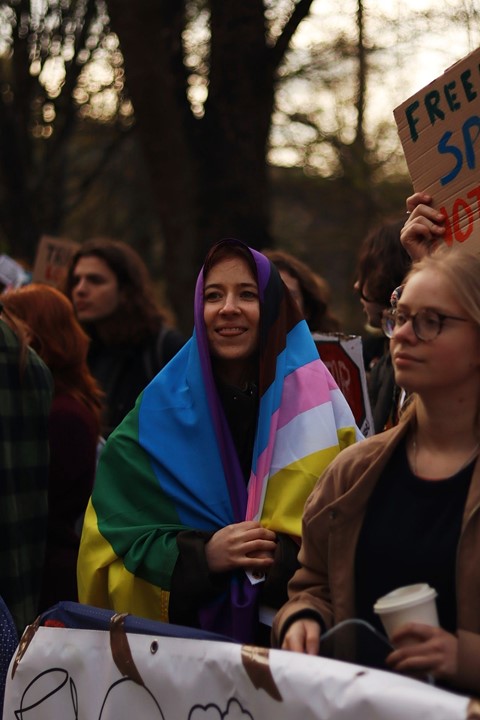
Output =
[{"x1": 2, "y1": 284, "x2": 103, "y2": 610}]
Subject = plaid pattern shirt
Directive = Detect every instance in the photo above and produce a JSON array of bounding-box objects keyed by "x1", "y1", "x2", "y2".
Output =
[{"x1": 0, "y1": 319, "x2": 52, "y2": 635}]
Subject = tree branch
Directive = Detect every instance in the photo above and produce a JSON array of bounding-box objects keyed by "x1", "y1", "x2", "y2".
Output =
[{"x1": 270, "y1": 0, "x2": 315, "y2": 72}]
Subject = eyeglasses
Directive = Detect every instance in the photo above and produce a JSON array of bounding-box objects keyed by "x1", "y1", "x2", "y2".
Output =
[
  {"x1": 356, "y1": 286, "x2": 383, "y2": 304},
  {"x1": 390, "y1": 285, "x2": 404, "y2": 309},
  {"x1": 381, "y1": 307, "x2": 470, "y2": 342}
]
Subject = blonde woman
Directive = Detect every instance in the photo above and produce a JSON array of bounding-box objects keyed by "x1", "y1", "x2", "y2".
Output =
[{"x1": 273, "y1": 245, "x2": 480, "y2": 695}]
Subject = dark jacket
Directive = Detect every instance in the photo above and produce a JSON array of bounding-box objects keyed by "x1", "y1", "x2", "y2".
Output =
[
  {"x1": 39, "y1": 393, "x2": 98, "y2": 611},
  {"x1": 368, "y1": 349, "x2": 401, "y2": 433},
  {"x1": 88, "y1": 326, "x2": 185, "y2": 436}
]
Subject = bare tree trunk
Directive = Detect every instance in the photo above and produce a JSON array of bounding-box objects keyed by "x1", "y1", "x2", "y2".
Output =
[
  {"x1": 346, "y1": 0, "x2": 376, "y2": 235},
  {"x1": 107, "y1": 0, "x2": 201, "y2": 331},
  {"x1": 198, "y1": 0, "x2": 274, "y2": 248},
  {"x1": 107, "y1": 0, "x2": 315, "y2": 332}
]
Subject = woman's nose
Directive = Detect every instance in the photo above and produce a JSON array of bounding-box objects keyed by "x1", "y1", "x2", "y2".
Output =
[
  {"x1": 393, "y1": 317, "x2": 417, "y2": 342},
  {"x1": 219, "y1": 294, "x2": 240, "y2": 313},
  {"x1": 74, "y1": 278, "x2": 87, "y2": 294}
]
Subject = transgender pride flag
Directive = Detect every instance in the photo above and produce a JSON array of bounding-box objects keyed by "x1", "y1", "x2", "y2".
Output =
[{"x1": 247, "y1": 341, "x2": 359, "y2": 537}]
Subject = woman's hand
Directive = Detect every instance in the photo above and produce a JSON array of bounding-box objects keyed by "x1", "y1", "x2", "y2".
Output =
[
  {"x1": 401, "y1": 192, "x2": 446, "y2": 260},
  {"x1": 387, "y1": 623, "x2": 458, "y2": 683},
  {"x1": 205, "y1": 520, "x2": 277, "y2": 573},
  {"x1": 281, "y1": 619, "x2": 321, "y2": 655}
]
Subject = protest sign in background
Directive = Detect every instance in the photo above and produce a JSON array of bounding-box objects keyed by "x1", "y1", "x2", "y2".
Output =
[
  {"x1": 313, "y1": 333, "x2": 373, "y2": 437},
  {"x1": 32, "y1": 236, "x2": 80, "y2": 288},
  {"x1": 0, "y1": 255, "x2": 30, "y2": 290},
  {"x1": 394, "y1": 46, "x2": 480, "y2": 252}
]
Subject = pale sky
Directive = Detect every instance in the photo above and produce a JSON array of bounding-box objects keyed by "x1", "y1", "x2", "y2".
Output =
[{"x1": 301, "y1": 0, "x2": 480, "y2": 105}]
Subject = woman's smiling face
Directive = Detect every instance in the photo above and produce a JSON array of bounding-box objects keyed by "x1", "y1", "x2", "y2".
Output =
[{"x1": 203, "y1": 255, "x2": 260, "y2": 386}]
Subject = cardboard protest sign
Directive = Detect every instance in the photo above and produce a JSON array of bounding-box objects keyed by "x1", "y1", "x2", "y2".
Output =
[
  {"x1": 32, "y1": 235, "x2": 80, "y2": 288},
  {"x1": 312, "y1": 333, "x2": 373, "y2": 437},
  {"x1": 394, "y1": 46, "x2": 480, "y2": 252}
]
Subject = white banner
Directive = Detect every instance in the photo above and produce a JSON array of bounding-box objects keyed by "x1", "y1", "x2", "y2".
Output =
[{"x1": 3, "y1": 622, "x2": 473, "y2": 720}]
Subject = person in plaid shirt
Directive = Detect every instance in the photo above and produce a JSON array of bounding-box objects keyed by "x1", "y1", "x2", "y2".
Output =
[{"x1": 0, "y1": 313, "x2": 52, "y2": 635}]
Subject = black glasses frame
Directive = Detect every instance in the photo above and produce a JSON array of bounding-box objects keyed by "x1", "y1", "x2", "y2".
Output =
[
  {"x1": 382, "y1": 307, "x2": 469, "y2": 342},
  {"x1": 356, "y1": 287, "x2": 384, "y2": 305}
]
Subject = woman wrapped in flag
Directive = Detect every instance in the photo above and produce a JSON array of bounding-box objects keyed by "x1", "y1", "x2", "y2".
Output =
[{"x1": 78, "y1": 239, "x2": 362, "y2": 643}]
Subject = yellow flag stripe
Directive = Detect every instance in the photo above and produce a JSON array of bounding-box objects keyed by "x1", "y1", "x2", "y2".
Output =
[
  {"x1": 77, "y1": 500, "x2": 170, "y2": 622},
  {"x1": 260, "y1": 445, "x2": 341, "y2": 536}
]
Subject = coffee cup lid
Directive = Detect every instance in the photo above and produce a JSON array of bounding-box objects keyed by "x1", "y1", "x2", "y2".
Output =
[{"x1": 373, "y1": 583, "x2": 437, "y2": 614}]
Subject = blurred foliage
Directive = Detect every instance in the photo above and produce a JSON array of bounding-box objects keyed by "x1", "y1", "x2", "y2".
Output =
[
  {"x1": 270, "y1": 165, "x2": 412, "y2": 332},
  {"x1": 0, "y1": 0, "x2": 134, "y2": 263},
  {"x1": 271, "y1": 0, "x2": 480, "y2": 179}
]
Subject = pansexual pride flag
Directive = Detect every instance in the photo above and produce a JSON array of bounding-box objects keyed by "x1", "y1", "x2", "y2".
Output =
[{"x1": 78, "y1": 240, "x2": 362, "y2": 641}]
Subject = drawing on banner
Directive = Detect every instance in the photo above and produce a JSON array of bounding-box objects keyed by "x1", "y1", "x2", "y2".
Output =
[
  {"x1": 14, "y1": 668, "x2": 78, "y2": 720},
  {"x1": 98, "y1": 678, "x2": 165, "y2": 719},
  {"x1": 11, "y1": 665, "x2": 256, "y2": 720},
  {"x1": 189, "y1": 698, "x2": 254, "y2": 720}
]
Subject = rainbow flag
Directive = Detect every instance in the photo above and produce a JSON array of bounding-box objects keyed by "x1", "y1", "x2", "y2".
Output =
[{"x1": 78, "y1": 241, "x2": 362, "y2": 641}]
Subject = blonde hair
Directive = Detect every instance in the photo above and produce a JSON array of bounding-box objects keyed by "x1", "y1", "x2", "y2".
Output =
[
  {"x1": 399, "y1": 244, "x2": 480, "y2": 424},
  {"x1": 406, "y1": 245, "x2": 480, "y2": 326}
]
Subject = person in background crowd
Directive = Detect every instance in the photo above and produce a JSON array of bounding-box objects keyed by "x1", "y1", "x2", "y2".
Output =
[
  {"x1": 64, "y1": 238, "x2": 185, "y2": 436},
  {"x1": 78, "y1": 239, "x2": 361, "y2": 645},
  {"x1": 262, "y1": 249, "x2": 340, "y2": 333},
  {"x1": 273, "y1": 245, "x2": 480, "y2": 696},
  {"x1": 0, "y1": 305, "x2": 52, "y2": 634},
  {"x1": 354, "y1": 220, "x2": 412, "y2": 433},
  {"x1": 2, "y1": 285, "x2": 103, "y2": 611}
]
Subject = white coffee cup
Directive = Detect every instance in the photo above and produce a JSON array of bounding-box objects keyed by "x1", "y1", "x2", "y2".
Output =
[{"x1": 373, "y1": 583, "x2": 439, "y2": 639}]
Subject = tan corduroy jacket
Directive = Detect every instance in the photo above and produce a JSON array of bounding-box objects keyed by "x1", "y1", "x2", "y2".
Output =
[{"x1": 272, "y1": 420, "x2": 480, "y2": 695}]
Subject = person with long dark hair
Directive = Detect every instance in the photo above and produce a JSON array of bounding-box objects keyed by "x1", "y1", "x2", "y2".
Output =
[
  {"x1": 78, "y1": 239, "x2": 361, "y2": 644},
  {"x1": 262, "y1": 249, "x2": 340, "y2": 333},
  {"x1": 64, "y1": 238, "x2": 185, "y2": 436},
  {"x1": 354, "y1": 220, "x2": 412, "y2": 432}
]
